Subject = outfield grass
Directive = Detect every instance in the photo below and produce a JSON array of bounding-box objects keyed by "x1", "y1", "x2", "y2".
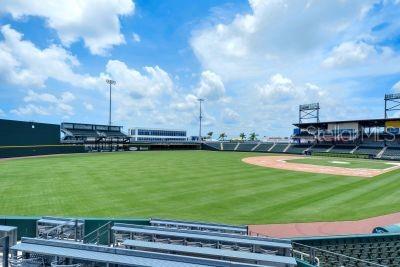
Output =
[
  {"x1": 1, "y1": 151, "x2": 400, "y2": 224},
  {"x1": 286, "y1": 156, "x2": 397, "y2": 170}
]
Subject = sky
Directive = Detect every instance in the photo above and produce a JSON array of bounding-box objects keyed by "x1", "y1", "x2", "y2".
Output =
[{"x1": 0, "y1": 0, "x2": 400, "y2": 138}]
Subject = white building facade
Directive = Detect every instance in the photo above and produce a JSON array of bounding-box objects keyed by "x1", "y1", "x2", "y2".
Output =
[{"x1": 129, "y1": 127, "x2": 187, "y2": 141}]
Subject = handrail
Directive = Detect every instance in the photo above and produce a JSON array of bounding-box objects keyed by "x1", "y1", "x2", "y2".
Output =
[
  {"x1": 83, "y1": 221, "x2": 113, "y2": 246},
  {"x1": 292, "y1": 249, "x2": 320, "y2": 266}
]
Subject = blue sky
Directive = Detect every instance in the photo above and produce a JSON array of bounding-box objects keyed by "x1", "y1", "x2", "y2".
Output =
[{"x1": 0, "y1": 0, "x2": 400, "y2": 138}]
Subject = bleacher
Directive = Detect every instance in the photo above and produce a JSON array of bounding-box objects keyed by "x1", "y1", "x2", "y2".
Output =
[
  {"x1": 36, "y1": 217, "x2": 85, "y2": 241},
  {"x1": 293, "y1": 233, "x2": 400, "y2": 267},
  {"x1": 285, "y1": 144, "x2": 310, "y2": 154},
  {"x1": 222, "y1": 142, "x2": 238, "y2": 151},
  {"x1": 7, "y1": 216, "x2": 296, "y2": 267},
  {"x1": 111, "y1": 223, "x2": 292, "y2": 256},
  {"x1": 354, "y1": 146, "x2": 383, "y2": 156},
  {"x1": 61, "y1": 122, "x2": 127, "y2": 142},
  {"x1": 269, "y1": 143, "x2": 289, "y2": 153},
  {"x1": 310, "y1": 144, "x2": 332, "y2": 153},
  {"x1": 203, "y1": 142, "x2": 221, "y2": 150},
  {"x1": 12, "y1": 237, "x2": 280, "y2": 267},
  {"x1": 381, "y1": 147, "x2": 400, "y2": 160},
  {"x1": 149, "y1": 218, "x2": 248, "y2": 235},
  {"x1": 236, "y1": 143, "x2": 258, "y2": 151},
  {"x1": 123, "y1": 239, "x2": 296, "y2": 267},
  {"x1": 329, "y1": 144, "x2": 356, "y2": 154},
  {"x1": 253, "y1": 143, "x2": 275, "y2": 152}
]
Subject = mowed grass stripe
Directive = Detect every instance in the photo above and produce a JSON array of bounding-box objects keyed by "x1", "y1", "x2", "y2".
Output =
[{"x1": 1, "y1": 151, "x2": 400, "y2": 224}]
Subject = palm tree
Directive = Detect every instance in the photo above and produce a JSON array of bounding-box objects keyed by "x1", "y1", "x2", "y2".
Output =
[
  {"x1": 207, "y1": 131, "x2": 213, "y2": 140},
  {"x1": 249, "y1": 132, "x2": 258, "y2": 141},
  {"x1": 219, "y1": 133, "x2": 227, "y2": 141},
  {"x1": 239, "y1": 132, "x2": 246, "y2": 141}
]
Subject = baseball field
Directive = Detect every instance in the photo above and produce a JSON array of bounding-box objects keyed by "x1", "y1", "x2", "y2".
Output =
[{"x1": 1, "y1": 150, "x2": 400, "y2": 225}]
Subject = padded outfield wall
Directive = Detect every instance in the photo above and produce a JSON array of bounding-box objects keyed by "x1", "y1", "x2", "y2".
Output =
[{"x1": 0, "y1": 119, "x2": 85, "y2": 158}]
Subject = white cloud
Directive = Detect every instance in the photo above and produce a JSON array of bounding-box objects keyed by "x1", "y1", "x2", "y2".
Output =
[
  {"x1": 0, "y1": 108, "x2": 5, "y2": 117},
  {"x1": 191, "y1": 0, "x2": 376, "y2": 80},
  {"x1": 101, "y1": 60, "x2": 174, "y2": 123},
  {"x1": 132, "y1": 33, "x2": 141, "y2": 43},
  {"x1": 393, "y1": 81, "x2": 400, "y2": 92},
  {"x1": 84, "y1": 102, "x2": 94, "y2": 111},
  {"x1": 0, "y1": 0, "x2": 135, "y2": 55},
  {"x1": 0, "y1": 25, "x2": 97, "y2": 88},
  {"x1": 257, "y1": 74, "x2": 325, "y2": 104},
  {"x1": 322, "y1": 41, "x2": 383, "y2": 68},
  {"x1": 222, "y1": 108, "x2": 239, "y2": 124},
  {"x1": 11, "y1": 104, "x2": 50, "y2": 116},
  {"x1": 195, "y1": 70, "x2": 225, "y2": 101},
  {"x1": 105, "y1": 60, "x2": 173, "y2": 99},
  {"x1": 12, "y1": 90, "x2": 76, "y2": 116},
  {"x1": 171, "y1": 94, "x2": 198, "y2": 111}
]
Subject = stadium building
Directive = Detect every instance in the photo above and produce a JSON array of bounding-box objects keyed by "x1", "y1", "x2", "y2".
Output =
[{"x1": 129, "y1": 127, "x2": 187, "y2": 142}]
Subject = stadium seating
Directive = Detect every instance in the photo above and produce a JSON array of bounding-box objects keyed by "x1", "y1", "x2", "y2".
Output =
[
  {"x1": 381, "y1": 147, "x2": 400, "y2": 160},
  {"x1": 284, "y1": 144, "x2": 310, "y2": 154},
  {"x1": 354, "y1": 146, "x2": 383, "y2": 156},
  {"x1": 293, "y1": 233, "x2": 400, "y2": 267},
  {"x1": 253, "y1": 143, "x2": 275, "y2": 152},
  {"x1": 202, "y1": 142, "x2": 221, "y2": 150},
  {"x1": 222, "y1": 142, "x2": 238, "y2": 151},
  {"x1": 310, "y1": 144, "x2": 332, "y2": 153},
  {"x1": 111, "y1": 223, "x2": 292, "y2": 256},
  {"x1": 269, "y1": 143, "x2": 289, "y2": 153},
  {"x1": 149, "y1": 218, "x2": 248, "y2": 235},
  {"x1": 329, "y1": 145, "x2": 356, "y2": 154},
  {"x1": 236, "y1": 143, "x2": 257, "y2": 151},
  {"x1": 12, "y1": 237, "x2": 287, "y2": 267},
  {"x1": 61, "y1": 122, "x2": 127, "y2": 142}
]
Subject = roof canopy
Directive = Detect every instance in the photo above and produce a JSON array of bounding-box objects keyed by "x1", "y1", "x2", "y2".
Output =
[{"x1": 293, "y1": 118, "x2": 400, "y2": 128}]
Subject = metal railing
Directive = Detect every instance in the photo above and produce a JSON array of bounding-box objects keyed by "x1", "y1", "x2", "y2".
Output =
[{"x1": 83, "y1": 221, "x2": 113, "y2": 246}]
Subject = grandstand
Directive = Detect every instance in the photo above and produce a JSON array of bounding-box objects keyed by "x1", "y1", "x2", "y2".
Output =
[{"x1": 61, "y1": 122, "x2": 128, "y2": 142}]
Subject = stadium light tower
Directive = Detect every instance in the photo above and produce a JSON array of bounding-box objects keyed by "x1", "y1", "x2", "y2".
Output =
[
  {"x1": 198, "y1": 98, "x2": 205, "y2": 142},
  {"x1": 106, "y1": 79, "x2": 116, "y2": 125}
]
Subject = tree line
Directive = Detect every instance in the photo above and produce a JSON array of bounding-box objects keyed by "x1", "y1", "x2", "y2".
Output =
[{"x1": 204, "y1": 132, "x2": 259, "y2": 141}]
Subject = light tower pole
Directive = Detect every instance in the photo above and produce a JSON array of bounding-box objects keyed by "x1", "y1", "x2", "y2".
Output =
[
  {"x1": 106, "y1": 79, "x2": 116, "y2": 125},
  {"x1": 198, "y1": 98, "x2": 204, "y2": 142}
]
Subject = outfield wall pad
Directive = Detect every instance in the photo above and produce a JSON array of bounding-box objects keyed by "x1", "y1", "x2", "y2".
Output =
[{"x1": 0, "y1": 145, "x2": 85, "y2": 159}]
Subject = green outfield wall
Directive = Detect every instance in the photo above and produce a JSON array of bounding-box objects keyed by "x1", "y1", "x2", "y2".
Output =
[
  {"x1": 0, "y1": 144, "x2": 85, "y2": 158},
  {"x1": 0, "y1": 119, "x2": 60, "y2": 146}
]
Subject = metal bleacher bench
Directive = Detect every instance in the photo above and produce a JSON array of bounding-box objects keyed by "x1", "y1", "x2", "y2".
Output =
[
  {"x1": 123, "y1": 239, "x2": 297, "y2": 267},
  {"x1": 36, "y1": 217, "x2": 85, "y2": 241},
  {"x1": 112, "y1": 223, "x2": 292, "y2": 256},
  {"x1": 11, "y1": 237, "x2": 278, "y2": 267},
  {"x1": 150, "y1": 218, "x2": 248, "y2": 235}
]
